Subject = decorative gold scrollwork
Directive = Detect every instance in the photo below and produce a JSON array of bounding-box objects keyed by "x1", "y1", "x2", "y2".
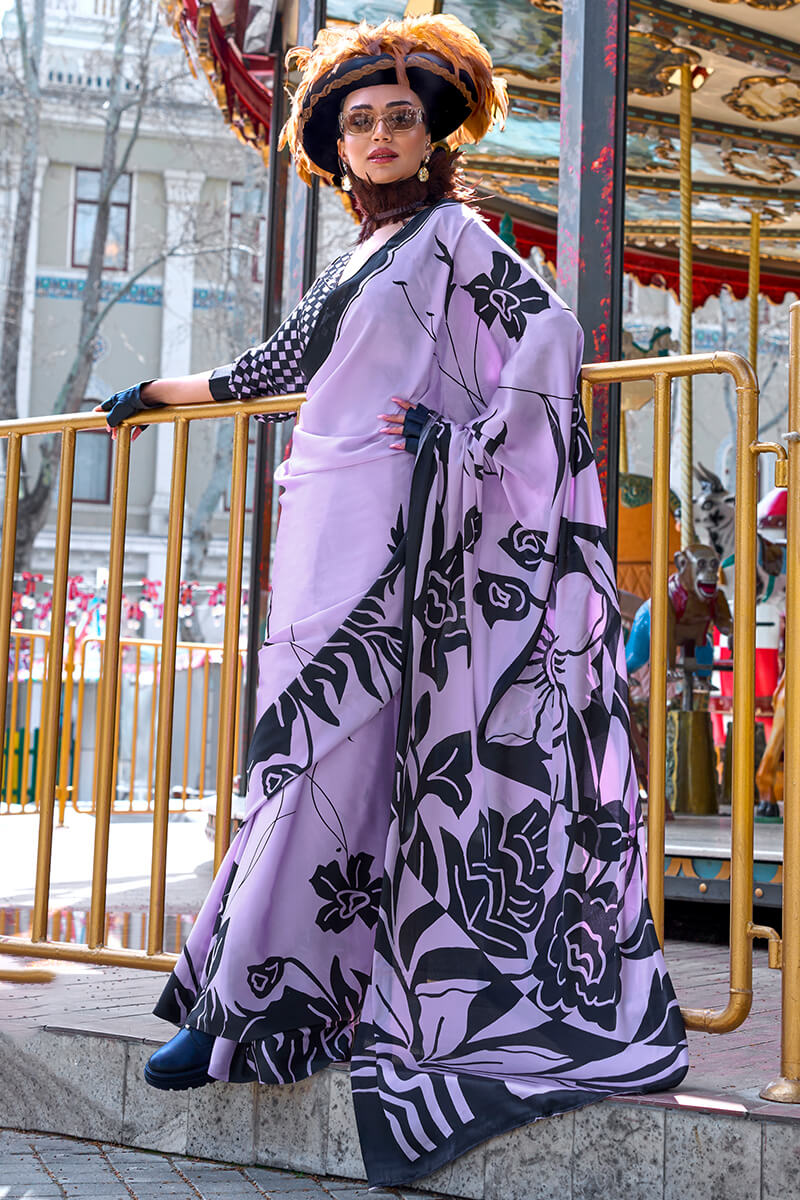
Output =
[
  {"x1": 724, "y1": 75, "x2": 800, "y2": 123},
  {"x1": 628, "y1": 31, "x2": 701, "y2": 98},
  {"x1": 709, "y1": 0, "x2": 799, "y2": 10},
  {"x1": 722, "y1": 146, "x2": 796, "y2": 186}
]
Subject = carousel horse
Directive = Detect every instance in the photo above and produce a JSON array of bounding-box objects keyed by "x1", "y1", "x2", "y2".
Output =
[
  {"x1": 693, "y1": 464, "x2": 786, "y2": 606},
  {"x1": 626, "y1": 543, "x2": 732, "y2": 675},
  {"x1": 625, "y1": 546, "x2": 730, "y2": 815}
]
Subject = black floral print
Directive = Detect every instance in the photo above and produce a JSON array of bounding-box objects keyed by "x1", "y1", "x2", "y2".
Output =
[
  {"x1": 411, "y1": 503, "x2": 470, "y2": 691},
  {"x1": 534, "y1": 875, "x2": 623, "y2": 1031},
  {"x1": 571, "y1": 397, "x2": 596, "y2": 475},
  {"x1": 310, "y1": 852, "x2": 382, "y2": 933},
  {"x1": 443, "y1": 796, "x2": 552, "y2": 958},
  {"x1": 473, "y1": 569, "x2": 534, "y2": 627},
  {"x1": 499, "y1": 523, "x2": 548, "y2": 572},
  {"x1": 247, "y1": 955, "x2": 284, "y2": 999},
  {"x1": 463, "y1": 506, "x2": 482, "y2": 552},
  {"x1": 463, "y1": 250, "x2": 550, "y2": 341}
]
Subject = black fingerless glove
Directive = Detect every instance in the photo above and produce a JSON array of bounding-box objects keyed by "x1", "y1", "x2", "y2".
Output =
[
  {"x1": 402, "y1": 402, "x2": 436, "y2": 455},
  {"x1": 100, "y1": 381, "x2": 160, "y2": 430}
]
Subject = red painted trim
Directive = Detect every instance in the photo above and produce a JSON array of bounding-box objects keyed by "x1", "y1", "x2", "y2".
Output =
[
  {"x1": 180, "y1": 0, "x2": 274, "y2": 139},
  {"x1": 480, "y1": 208, "x2": 798, "y2": 308}
]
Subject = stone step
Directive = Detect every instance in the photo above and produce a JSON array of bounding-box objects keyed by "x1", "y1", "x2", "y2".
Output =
[{"x1": 0, "y1": 1022, "x2": 798, "y2": 1200}]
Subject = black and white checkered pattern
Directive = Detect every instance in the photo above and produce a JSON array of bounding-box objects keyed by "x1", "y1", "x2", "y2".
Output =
[{"x1": 229, "y1": 254, "x2": 349, "y2": 400}]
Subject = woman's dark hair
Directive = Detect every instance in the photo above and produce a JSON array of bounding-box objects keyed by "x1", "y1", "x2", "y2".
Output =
[{"x1": 347, "y1": 146, "x2": 475, "y2": 243}]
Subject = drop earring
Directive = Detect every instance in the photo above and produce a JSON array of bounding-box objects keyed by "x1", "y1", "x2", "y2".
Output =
[
  {"x1": 417, "y1": 151, "x2": 431, "y2": 183},
  {"x1": 339, "y1": 156, "x2": 352, "y2": 192}
]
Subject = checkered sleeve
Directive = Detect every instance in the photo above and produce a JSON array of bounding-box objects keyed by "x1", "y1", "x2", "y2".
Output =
[{"x1": 209, "y1": 254, "x2": 349, "y2": 416}]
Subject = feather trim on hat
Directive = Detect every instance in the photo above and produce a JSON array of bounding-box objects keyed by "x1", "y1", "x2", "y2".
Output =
[{"x1": 279, "y1": 15, "x2": 508, "y2": 186}]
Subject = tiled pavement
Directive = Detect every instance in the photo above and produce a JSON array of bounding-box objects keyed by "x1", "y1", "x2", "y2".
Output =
[{"x1": 0, "y1": 1130, "x2": 442, "y2": 1200}]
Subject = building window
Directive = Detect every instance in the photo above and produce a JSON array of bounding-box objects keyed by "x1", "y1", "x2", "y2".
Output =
[
  {"x1": 72, "y1": 168, "x2": 131, "y2": 271},
  {"x1": 230, "y1": 182, "x2": 265, "y2": 284},
  {"x1": 74, "y1": 401, "x2": 112, "y2": 503}
]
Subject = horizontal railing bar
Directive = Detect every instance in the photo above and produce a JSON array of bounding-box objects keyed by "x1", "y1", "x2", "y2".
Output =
[
  {"x1": 581, "y1": 350, "x2": 755, "y2": 391},
  {"x1": 54, "y1": 634, "x2": 234, "y2": 652},
  {"x1": 0, "y1": 936, "x2": 176, "y2": 972},
  {"x1": 0, "y1": 395, "x2": 305, "y2": 439}
]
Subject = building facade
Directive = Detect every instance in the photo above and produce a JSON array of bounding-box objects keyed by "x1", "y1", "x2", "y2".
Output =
[{"x1": 0, "y1": 0, "x2": 276, "y2": 639}]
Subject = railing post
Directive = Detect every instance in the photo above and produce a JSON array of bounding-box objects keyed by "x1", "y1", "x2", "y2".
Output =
[
  {"x1": 147, "y1": 419, "x2": 189, "y2": 956},
  {"x1": 56, "y1": 622, "x2": 77, "y2": 826},
  {"x1": 582, "y1": 351, "x2": 758, "y2": 1035},
  {"x1": 761, "y1": 300, "x2": 800, "y2": 1102},
  {"x1": 88, "y1": 425, "x2": 132, "y2": 948},
  {"x1": 647, "y1": 372, "x2": 672, "y2": 944},
  {"x1": 0, "y1": 435, "x2": 22, "y2": 800},
  {"x1": 31, "y1": 429, "x2": 77, "y2": 942},
  {"x1": 214, "y1": 411, "x2": 249, "y2": 872}
]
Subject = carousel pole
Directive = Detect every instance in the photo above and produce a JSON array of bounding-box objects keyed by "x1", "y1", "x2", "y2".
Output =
[
  {"x1": 749, "y1": 206, "x2": 761, "y2": 374},
  {"x1": 241, "y1": 15, "x2": 288, "y2": 766},
  {"x1": 557, "y1": 0, "x2": 629, "y2": 562},
  {"x1": 679, "y1": 62, "x2": 695, "y2": 547},
  {"x1": 242, "y1": 2, "x2": 325, "y2": 769},
  {"x1": 283, "y1": 0, "x2": 326, "y2": 305}
]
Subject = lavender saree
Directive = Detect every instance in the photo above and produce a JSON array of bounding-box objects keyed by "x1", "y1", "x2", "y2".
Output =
[{"x1": 155, "y1": 200, "x2": 688, "y2": 1186}]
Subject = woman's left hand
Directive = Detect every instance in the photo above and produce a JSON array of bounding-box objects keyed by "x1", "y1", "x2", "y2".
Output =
[{"x1": 378, "y1": 397, "x2": 413, "y2": 451}]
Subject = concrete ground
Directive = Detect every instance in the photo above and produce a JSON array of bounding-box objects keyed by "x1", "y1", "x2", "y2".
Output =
[
  {"x1": 0, "y1": 1129, "x2": 442, "y2": 1199},
  {"x1": 0, "y1": 811, "x2": 213, "y2": 920}
]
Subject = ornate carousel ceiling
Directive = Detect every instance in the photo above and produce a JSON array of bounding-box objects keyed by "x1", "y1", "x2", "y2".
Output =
[{"x1": 167, "y1": 0, "x2": 800, "y2": 304}]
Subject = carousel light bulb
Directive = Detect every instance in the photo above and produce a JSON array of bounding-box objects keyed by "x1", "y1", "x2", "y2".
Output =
[{"x1": 667, "y1": 64, "x2": 713, "y2": 90}]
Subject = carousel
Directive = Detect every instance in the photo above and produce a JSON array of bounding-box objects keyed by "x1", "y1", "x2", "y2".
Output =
[{"x1": 164, "y1": 0, "x2": 800, "y2": 908}]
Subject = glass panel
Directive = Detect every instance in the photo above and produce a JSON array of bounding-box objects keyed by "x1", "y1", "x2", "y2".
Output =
[
  {"x1": 104, "y1": 204, "x2": 128, "y2": 269},
  {"x1": 230, "y1": 211, "x2": 243, "y2": 278},
  {"x1": 73, "y1": 202, "x2": 96, "y2": 267},
  {"x1": 111, "y1": 173, "x2": 131, "y2": 204},
  {"x1": 76, "y1": 168, "x2": 100, "y2": 201},
  {"x1": 230, "y1": 181, "x2": 243, "y2": 215}
]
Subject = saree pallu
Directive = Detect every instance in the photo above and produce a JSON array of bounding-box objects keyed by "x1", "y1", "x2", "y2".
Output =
[{"x1": 155, "y1": 201, "x2": 688, "y2": 1187}]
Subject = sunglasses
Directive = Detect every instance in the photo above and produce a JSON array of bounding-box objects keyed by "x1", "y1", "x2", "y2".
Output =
[{"x1": 339, "y1": 105, "x2": 426, "y2": 137}]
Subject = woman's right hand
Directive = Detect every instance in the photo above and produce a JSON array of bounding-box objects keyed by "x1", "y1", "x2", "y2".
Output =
[
  {"x1": 95, "y1": 371, "x2": 219, "y2": 439},
  {"x1": 95, "y1": 381, "x2": 161, "y2": 441}
]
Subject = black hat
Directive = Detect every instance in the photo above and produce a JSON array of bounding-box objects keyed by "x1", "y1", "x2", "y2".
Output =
[
  {"x1": 280, "y1": 16, "x2": 507, "y2": 187},
  {"x1": 299, "y1": 52, "x2": 478, "y2": 180}
]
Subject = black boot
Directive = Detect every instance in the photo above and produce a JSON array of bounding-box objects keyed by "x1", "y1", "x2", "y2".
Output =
[{"x1": 144, "y1": 1026, "x2": 215, "y2": 1091}]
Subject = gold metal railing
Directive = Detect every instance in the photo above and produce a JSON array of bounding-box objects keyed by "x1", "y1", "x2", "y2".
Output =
[
  {"x1": 2, "y1": 629, "x2": 49, "y2": 814},
  {"x1": 584, "y1": 349, "x2": 776, "y2": 1034},
  {"x1": 583, "y1": 340, "x2": 800, "y2": 1105},
  {"x1": 2, "y1": 339, "x2": 799, "y2": 1103},
  {"x1": 0, "y1": 395, "x2": 303, "y2": 975},
  {"x1": 1, "y1": 629, "x2": 245, "y2": 818}
]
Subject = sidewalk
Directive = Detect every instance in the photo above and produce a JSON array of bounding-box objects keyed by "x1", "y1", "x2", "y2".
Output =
[{"x1": 0, "y1": 1129, "x2": 441, "y2": 1199}]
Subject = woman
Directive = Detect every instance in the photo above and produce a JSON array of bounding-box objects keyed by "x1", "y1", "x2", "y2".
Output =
[{"x1": 100, "y1": 15, "x2": 688, "y2": 1189}]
